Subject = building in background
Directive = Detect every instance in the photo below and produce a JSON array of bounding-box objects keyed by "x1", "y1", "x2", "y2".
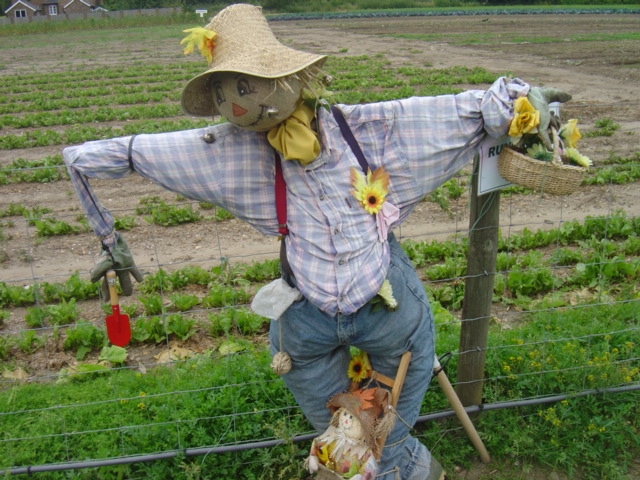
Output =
[{"x1": 4, "y1": 0, "x2": 105, "y2": 19}]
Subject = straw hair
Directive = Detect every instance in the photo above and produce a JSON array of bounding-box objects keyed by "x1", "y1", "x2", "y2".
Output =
[{"x1": 181, "y1": 4, "x2": 326, "y2": 117}]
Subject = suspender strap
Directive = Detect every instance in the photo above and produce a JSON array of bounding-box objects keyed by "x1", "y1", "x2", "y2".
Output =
[
  {"x1": 127, "y1": 134, "x2": 137, "y2": 172},
  {"x1": 330, "y1": 105, "x2": 371, "y2": 173},
  {"x1": 275, "y1": 151, "x2": 295, "y2": 282},
  {"x1": 274, "y1": 152, "x2": 289, "y2": 236}
]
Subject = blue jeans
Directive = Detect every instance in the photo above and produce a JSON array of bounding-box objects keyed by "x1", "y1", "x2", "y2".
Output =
[{"x1": 270, "y1": 235, "x2": 436, "y2": 479}]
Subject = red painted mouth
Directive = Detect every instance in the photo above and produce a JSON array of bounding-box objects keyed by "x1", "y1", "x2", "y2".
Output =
[{"x1": 232, "y1": 103, "x2": 248, "y2": 117}]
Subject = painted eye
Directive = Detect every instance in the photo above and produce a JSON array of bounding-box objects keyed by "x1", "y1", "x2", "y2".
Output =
[
  {"x1": 214, "y1": 85, "x2": 225, "y2": 106},
  {"x1": 237, "y1": 78, "x2": 252, "y2": 96}
]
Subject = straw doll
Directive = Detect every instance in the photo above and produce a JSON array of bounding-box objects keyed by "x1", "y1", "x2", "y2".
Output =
[{"x1": 306, "y1": 388, "x2": 395, "y2": 480}]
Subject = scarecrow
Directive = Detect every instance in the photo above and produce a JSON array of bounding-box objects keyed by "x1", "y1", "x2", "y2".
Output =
[{"x1": 63, "y1": 4, "x2": 571, "y2": 479}]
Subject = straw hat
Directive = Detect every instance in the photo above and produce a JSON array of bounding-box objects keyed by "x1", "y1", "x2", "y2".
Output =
[{"x1": 181, "y1": 3, "x2": 326, "y2": 117}]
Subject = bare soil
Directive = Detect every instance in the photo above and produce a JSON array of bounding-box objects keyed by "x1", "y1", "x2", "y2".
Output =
[{"x1": 1, "y1": 13, "x2": 639, "y2": 478}]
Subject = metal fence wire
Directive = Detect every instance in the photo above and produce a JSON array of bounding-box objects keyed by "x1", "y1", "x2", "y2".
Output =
[{"x1": 1, "y1": 150, "x2": 638, "y2": 476}]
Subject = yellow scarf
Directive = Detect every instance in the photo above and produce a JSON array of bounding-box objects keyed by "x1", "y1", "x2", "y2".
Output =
[{"x1": 267, "y1": 103, "x2": 320, "y2": 165}]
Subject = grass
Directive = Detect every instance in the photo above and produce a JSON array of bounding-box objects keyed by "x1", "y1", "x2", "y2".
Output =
[{"x1": 0, "y1": 300, "x2": 637, "y2": 478}]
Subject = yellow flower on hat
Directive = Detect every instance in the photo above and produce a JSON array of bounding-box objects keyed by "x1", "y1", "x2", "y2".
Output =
[
  {"x1": 181, "y1": 27, "x2": 217, "y2": 64},
  {"x1": 351, "y1": 166, "x2": 390, "y2": 215},
  {"x1": 560, "y1": 119, "x2": 582, "y2": 148},
  {"x1": 508, "y1": 96, "x2": 540, "y2": 145}
]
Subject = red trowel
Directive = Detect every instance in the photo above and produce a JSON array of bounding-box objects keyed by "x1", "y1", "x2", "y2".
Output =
[{"x1": 105, "y1": 270, "x2": 131, "y2": 347}]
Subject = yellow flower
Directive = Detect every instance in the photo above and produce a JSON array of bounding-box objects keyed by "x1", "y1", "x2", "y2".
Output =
[
  {"x1": 564, "y1": 147, "x2": 592, "y2": 169},
  {"x1": 559, "y1": 119, "x2": 582, "y2": 148},
  {"x1": 508, "y1": 97, "x2": 540, "y2": 144},
  {"x1": 351, "y1": 166, "x2": 390, "y2": 214},
  {"x1": 347, "y1": 351, "x2": 372, "y2": 382},
  {"x1": 181, "y1": 27, "x2": 217, "y2": 64}
]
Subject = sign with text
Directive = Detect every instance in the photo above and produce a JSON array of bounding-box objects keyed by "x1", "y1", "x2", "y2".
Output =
[{"x1": 478, "y1": 135, "x2": 512, "y2": 195}]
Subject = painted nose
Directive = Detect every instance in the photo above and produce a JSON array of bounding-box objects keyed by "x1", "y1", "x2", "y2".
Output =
[{"x1": 232, "y1": 103, "x2": 248, "y2": 117}]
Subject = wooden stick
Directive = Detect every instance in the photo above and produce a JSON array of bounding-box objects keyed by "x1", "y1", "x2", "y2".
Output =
[{"x1": 433, "y1": 356, "x2": 491, "y2": 464}]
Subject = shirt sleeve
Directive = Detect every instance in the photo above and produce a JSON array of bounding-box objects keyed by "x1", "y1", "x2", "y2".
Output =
[
  {"x1": 389, "y1": 76, "x2": 529, "y2": 199},
  {"x1": 63, "y1": 123, "x2": 279, "y2": 238}
]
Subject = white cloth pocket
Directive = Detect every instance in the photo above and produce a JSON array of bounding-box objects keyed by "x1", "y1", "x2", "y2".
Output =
[{"x1": 251, "y1": 278, "x2": 302, "y2": 320}]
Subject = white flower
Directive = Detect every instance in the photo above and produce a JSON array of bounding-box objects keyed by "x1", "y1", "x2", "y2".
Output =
[{"x1": 377, "y1": 279, "x2": 398, "y2": 310}]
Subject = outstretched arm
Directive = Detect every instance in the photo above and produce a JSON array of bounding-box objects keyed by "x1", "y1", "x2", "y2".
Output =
[
  {"x1": 63, "y1": 125, "x2": 282, "y2": 293},
  {"x1": 382, "y1": 77, "x2": 569, "y2": 200}
]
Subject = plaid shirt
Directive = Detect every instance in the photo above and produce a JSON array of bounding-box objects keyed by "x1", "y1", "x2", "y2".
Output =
[{"x1": 64, "y1": 77, "x2": 528, "y2": 315}]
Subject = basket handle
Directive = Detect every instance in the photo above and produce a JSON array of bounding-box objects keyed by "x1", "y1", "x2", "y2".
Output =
[{"x1": 551, "y1": 127, "x2": 563, "y2": 166}]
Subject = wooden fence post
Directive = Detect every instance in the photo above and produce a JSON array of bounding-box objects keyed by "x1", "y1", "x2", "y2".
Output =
[{"x1": 456, "y1": 155, "x2": 500, "y2": 407}]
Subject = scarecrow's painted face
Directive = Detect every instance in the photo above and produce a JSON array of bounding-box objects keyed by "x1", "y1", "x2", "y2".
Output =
[{"x1": 211, "y1": 72, "x2": 302, "y2": 132}]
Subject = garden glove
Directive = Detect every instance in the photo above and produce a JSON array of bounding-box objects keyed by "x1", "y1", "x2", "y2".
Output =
[
  {"x1": 527, "y1": 87, "x2": 572, "y2": 150},
  {"x1": 91, "y1": 232, "x2": 144, "y2": 301}
]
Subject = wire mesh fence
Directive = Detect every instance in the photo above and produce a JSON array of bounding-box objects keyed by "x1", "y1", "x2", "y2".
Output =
[{"x1": 1, "y1": 153, "x2": 638, "y2": 477}]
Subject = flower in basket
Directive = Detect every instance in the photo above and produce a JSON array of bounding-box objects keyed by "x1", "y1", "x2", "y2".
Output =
[
  {"x1": 508, "y1": 97, "x2": 540, "y2": 145},
  {"x1": 523, "y1": 119, "x2": 592, "y2": 169}
]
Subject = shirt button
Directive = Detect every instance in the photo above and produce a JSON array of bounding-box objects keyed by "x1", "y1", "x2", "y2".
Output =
[
  {"x1": 338, "y1": 259, "x2": 345, "y2": 265},
  {"x1": 319, "y1": 195, "x2": 326, "y2": 201},
  {"x1": 334, "y1": 228, "x2": 339, "y2": 235}
]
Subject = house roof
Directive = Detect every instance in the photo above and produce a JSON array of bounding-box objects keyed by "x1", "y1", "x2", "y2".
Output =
[
  {"x1": 4, "y1": 0, "x2": 38, "y2": 14},
  {"x1": 63, "y1": 0, "x2": 96, "y2": 8}
]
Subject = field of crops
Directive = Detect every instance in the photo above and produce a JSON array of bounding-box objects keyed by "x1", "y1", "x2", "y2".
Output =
[{"x1": 1, "y1": 10, "x2": 639, "y2": 479}]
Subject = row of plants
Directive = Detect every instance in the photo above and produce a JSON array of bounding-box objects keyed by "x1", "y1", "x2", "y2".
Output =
[
  {"x1": 0, "y1": 118, "x2": 211, "y2": 150},
  {"x1": 0, "y1": 155, "x2": 66, "y2": 184},
  {"x1": 1, "y1": 213, "x2": 638, "y2": 368},
  {"x1": 2, "y1": 212, "x2": 636, "y2": 311},
  {"x1": 1, "y1": 195, "x2": 234, "y2": 240},
  {"x1": 1, "y1": 104, "x2": 184, "y2": 129},
  {"x1": 0, "y1": 63, "x2": 198, "y2": 88}
]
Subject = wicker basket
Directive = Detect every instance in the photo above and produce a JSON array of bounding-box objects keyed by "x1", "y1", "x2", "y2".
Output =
[
  {"x1": 498, "y1": 128, "x2": 585, "y2": 196},
  {"x1": 498, "y1": 147, "x2": 585, "y2": 195}
]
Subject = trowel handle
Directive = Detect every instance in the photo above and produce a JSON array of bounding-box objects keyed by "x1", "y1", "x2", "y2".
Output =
[{"x1": 106, "y1": 270, "x2": 119, "y2": 306}]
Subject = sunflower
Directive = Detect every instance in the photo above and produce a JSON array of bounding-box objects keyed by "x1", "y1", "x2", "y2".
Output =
[
  {"x1": 351, "y1": 166, "x2": 390, "y2": 215},
  {"x1": 347, "y1": 351, "x2": 372, "y2": 382},
  {"x1": 181, "y1": 27, "x2": 217, "y2": 65}
]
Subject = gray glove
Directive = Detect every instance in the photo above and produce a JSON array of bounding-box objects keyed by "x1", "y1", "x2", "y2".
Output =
[
  {"x1": 91, "y1": 232, "x2": 144, "y2": 301},
  {"x1": 527, "y1": 87, "x2": 572, "y2": 150}
]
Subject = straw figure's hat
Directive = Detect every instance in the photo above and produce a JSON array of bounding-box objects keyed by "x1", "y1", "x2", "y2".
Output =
[{"x1": 181, "y1": 3, "x2": 326, "y2": 117}]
